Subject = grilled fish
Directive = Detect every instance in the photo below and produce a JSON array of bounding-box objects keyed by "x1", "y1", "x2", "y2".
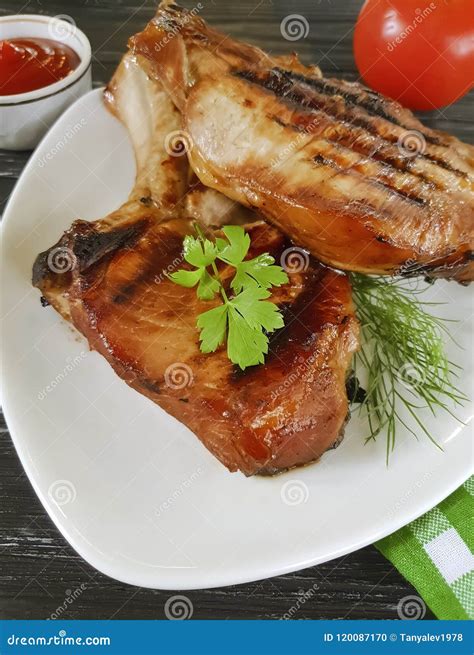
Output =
[
  {"x1": 131, "y1": 2, "x2": 474, "y2": 282},
  {"x1": 32, "y1": 52, "x2": 359, "y2": 476}
]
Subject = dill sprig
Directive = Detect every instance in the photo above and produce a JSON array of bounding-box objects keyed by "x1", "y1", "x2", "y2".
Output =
[{"x1": 350, "y1": 273, "x2": 468, "y2": 462}]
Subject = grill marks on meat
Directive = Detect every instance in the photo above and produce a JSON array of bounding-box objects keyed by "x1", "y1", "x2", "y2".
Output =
[
  {"x1": 185, "y1": 77, "x2": 474, "y2": 280},
  {"x1": 236, "y1": 68, "x2": 465, "y2": 188},
  {"x1": 241, "y1": 67, "x2": 471, "y2": 195},
  {"x1": 32, "y1": 49, "x2": 359, "y2": 476},
  {"x1": 131, "y1": 2, "x2": 474, "y2": 282},
  {"x1": 34, "y1": 217, "x2": 359, "y2": 476}
]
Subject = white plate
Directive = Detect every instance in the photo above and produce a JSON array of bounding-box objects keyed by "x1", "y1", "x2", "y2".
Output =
[{"x1": 1, "y1": 88, "x2": 473, "y2": 590}]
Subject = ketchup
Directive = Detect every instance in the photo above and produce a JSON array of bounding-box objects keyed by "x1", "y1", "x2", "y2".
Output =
[{"x1": 0, "y1": 38, "x2": 80, "y2": 96}]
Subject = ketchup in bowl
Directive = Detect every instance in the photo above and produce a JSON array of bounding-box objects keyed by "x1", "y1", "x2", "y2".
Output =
[{"x1": 0, "y1": 37, "x2": 80, "y2": 96}]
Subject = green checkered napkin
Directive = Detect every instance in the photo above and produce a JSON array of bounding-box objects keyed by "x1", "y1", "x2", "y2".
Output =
[{"x1": 376, "y1": 476, "x2": 474, "y2": 620}]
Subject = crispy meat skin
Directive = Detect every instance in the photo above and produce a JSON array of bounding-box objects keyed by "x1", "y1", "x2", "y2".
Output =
[
  {"x1": 32, "y1": 53, "x2": 359, "y2": 476},
  {"x1": 131, "y1": 2, "x2": 474, "y2": 282}
]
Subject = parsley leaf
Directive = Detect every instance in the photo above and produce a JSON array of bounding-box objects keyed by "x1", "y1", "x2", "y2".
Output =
[
  {"x1": 170, "y1": 224, "x2": 289, "y2": 369},
  {"x1": 183, "y1": 234, "x2": 217, "y2": 267},
  {"x1": 169, "y1": 269, "x2": 202, "y2": 288},
  {"x1": 226, "y1": 287, "x2": 284, "y2": 368},
  {"x1": 231, "y1": 253, "x2": 289, "y2": 293},
  {"x1": 227, "y1": 306, "x2": 269, "y2": 368},
  {"x1": 217, "y1": 226, "x2": 288, "y2": 293},
  {"x1": 229, "y1": 287, "x2": 284, "y2": 333},
  {"x1": 169, "y1": 267, "x2": 220, "y2": 300},
  {"x1": 169, "y1": 234, "x2": 220, "y2": 300},
  {"x1": 216, "y1": 226, "x2": 250, "y2": 265},
  {"x1": 198, "y1": 288, "x2": 284, "y2": 368},
  {"x1": 197, "y1": 304, "x2": 228, "y2": 353}
]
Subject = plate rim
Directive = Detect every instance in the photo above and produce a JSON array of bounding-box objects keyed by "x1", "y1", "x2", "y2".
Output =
[
  {"x1": 1, "y1": 87, "x2": 472, "y2": 590},
  {"x1": 2, "y1": 384, "x2": 472, "y2": 590}
]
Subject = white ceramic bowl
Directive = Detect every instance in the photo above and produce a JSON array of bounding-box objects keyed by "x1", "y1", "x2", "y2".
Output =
[{"x1": 0, "y1": 14, "x2": 92, "y2": 150}]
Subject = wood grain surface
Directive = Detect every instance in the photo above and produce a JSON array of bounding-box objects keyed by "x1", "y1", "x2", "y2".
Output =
[{"x1": 1, "y1": 0, "x2": 472, "y2": 621}]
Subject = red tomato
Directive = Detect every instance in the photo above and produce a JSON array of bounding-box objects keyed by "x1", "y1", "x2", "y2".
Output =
[{"x1": 353, "y1": 0, "x2": 474, "y2": 110}]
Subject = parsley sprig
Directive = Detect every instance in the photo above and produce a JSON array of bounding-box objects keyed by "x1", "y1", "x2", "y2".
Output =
[{"x1": 170, "y1": 225, "x2": 289, "y2": 369}]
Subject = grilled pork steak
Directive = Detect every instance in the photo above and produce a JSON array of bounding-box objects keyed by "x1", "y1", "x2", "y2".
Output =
[
  {"x1": 32, "y1": 53, "x2": 359, "y2": 476},
  {"x1": 131, "y1": 2, "x2": 474, "y2": 282}
]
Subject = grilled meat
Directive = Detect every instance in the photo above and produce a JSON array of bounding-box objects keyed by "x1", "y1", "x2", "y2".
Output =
[
  {"x1": 131, "y1": 2, "x2": 474, "y2": 282},
  {"x1": 32, "y1": 52, "x2": 359, "y2": 476}
]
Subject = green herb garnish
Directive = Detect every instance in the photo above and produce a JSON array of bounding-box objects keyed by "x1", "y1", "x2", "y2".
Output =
[
  {"x1": 170, "y1": 225, "x2": 289, "y2": 369},
  {"x1": 171, "y1": 229, "x2": 466, "y2": 456},
  {"x1": 350, "y1": 273, "x2": 467, "y2": 461}
]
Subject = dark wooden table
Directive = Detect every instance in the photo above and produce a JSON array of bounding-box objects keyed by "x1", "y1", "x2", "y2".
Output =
[{"x1": 1, "y1": 0, "x2": 472, "y2": 621}]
